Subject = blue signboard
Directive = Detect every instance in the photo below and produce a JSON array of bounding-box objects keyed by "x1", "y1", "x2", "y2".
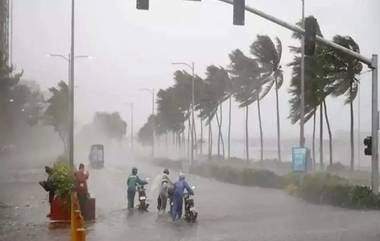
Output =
[{"x1": 292, "y1": 147, "x2": 310, "y2": 172}]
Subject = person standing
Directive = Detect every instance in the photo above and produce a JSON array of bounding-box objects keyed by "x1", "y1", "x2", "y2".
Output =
[
  {"x1": 171, "y1": 173, "x2": 193, "y2": 222},
  {"x1": 127, "y1": 167, "x2": 148, "y2": 210},
  {"x1": 75, "y1": 163, "x2": 89, "y2": 220},
  {"x1": 157, "y1": 168, "x2": 173, "y2": 214}
]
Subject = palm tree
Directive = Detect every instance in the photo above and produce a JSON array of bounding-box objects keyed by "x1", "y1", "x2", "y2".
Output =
[
  {"x1": 196, "y1": 77, "x2": 218, "y2": 161},
  {"x1": 229, "y1": 49, "x2": 263, "y2": 162},
  {"x1": 288, "y1": 16, "x2": 333, "y2": 168},
  {"x1": 250, "y1": 35, "x2": 284, "y2": 162},
  {"x1": 324, "y1": 35, "x2": 362, "y2": 171},
  {"x1": 202, "y1": 65, "x2": 229, "y2": 159}
]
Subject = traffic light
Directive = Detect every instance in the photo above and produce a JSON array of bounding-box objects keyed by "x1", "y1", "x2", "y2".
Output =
[
  {"x1": 136, "y1": 0, "x2": 149, "y2": 10},
  {"x1": 364, "y1": 136, "x2": 372, "y2": 156},
  {"x1": 304, "y1": 16, "x2": 317, "y2": 56},
  {"x1": 233, "y1": 0, "x2": 245, "y2": 26}
]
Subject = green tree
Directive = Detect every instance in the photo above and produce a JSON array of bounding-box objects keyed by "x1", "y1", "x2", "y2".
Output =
[
  {"x1": 138, "y1": 114, "x2": 157, "y2": 146},
  {"x1": 288, "y1": 17, "x2": 362, "y2": 168},
  {"x1": 196, "y1": 77, "x2": 218, "y2": 160},
  {"x1": 288, "y1": 16, "x2": 330, "y2": 168},
  {"x1": 0, "y1": 52, "x2": 24, "y2": 148},
  {"x1": 229, "y1": 49, "x2": 263, "y2": 162},
  {"x1": 92, "y1": 112, "x2": 127, "y2": 142},
  {"x1": 250, "y1": 35, "x2": 284, "y2": 162},
  {"x1": 324, "y1": 35, "x2": 362, "y2": 171},
  {"x1": 203, "y1": 65, "x2": 230, "y2": 159},
  {"x1": 44, "y1": 81, "x2": 69, "y2": 154}
]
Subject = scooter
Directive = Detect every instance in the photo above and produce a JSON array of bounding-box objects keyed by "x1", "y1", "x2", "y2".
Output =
[
  {"x1": 136, "y1": 177, "x2": 150, "y2": 211},
  {"x1": 137, "y1": 184, "x2": 149, "y2": 211},
  {"x1": 184, "y1": 186, "x2": 197, "y2": 223}
]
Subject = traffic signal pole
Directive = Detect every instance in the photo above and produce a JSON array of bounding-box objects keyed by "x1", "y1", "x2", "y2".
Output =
[{"x1": 371, "y1": 55, "x2": 378, "y2": 193}]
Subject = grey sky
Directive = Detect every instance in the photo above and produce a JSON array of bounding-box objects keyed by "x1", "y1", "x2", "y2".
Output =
[{"x1": 13, "y1": 0, "x2": 380, "y2": 139}]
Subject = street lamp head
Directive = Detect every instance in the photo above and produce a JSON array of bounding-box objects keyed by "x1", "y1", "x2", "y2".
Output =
[{"x1": 9, "y1": 99, "x2": 14, "y2": 103}]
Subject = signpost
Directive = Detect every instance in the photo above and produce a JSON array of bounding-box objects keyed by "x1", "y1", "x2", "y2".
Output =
[{"x1": 292, "y1": 147, "x2": 311, "y2": 172}]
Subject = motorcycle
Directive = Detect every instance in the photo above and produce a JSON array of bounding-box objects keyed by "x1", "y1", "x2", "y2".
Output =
[
  {"x1": 183, "y1": 186, "x2": 197, "y2": 223},
  {"x1": 137, "y1": 178, "x2": 150, "y2": 211}
]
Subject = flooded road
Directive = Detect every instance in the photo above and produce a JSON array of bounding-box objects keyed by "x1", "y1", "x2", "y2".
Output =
[
  {"x1": 1, "y1": 156, "x2": 380, "y2": 241},
  {"x1": 86, "y1": 157, "x2": 380, "y2": 241}
]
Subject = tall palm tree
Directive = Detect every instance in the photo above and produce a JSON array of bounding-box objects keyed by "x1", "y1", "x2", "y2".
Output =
[
  {"x1": 229, "y1": 49, "x2": 263, "y2": 162},
  {"x1": 196, "y1": 74, "x2": 218, "y2": 161},
  {"x1": 324, "y1": 35, "x2": 362, "y2": 171},
  {"x1": 288, "y1": 16, "x2": 333, "y2": 168},
  {"x1": 202, "y1": 65, "x2": 229, "y2": 159},
  {"x1": 250, "y1": 35, "x2": 284, "y2": 162}
]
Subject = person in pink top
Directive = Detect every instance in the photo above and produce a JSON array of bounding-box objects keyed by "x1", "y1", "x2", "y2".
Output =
[{"x1": 75, "y1": 163, "x2": 89, "y2": 219}]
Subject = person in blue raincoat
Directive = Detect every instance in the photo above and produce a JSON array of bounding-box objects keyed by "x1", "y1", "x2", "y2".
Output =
[
  {"x1": 127, "y1": 167, "x2": 148, "y2": 209},
  {"x1": 171, "y1": 173, "x2": 194, "y2": 222}
]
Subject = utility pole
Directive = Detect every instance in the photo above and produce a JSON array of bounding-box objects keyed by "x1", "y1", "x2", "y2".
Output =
[
  {"x1": 300, "y1": 0, "x2": 305, "y2": 148},
  {"x1": 130, "y1": 103, "x2": 134, "y2": 150},
  {"x1": 152, "y1": 89, "x2": 155, "y2": 158}
]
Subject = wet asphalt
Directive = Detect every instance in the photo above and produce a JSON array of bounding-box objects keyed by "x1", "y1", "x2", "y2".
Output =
[{"x1": 1, "y1": 155, "x2": 380, "y2": 241}]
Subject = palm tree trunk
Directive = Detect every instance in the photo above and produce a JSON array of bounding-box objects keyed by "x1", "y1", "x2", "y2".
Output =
[
  {"x1": 187, "y1": 117, "x2": 191, "y2": 158},
  {"x1": 228, "y1": 96, "x2": 232, "y2": 160},
  {"x1": 208, "y1": 115, "x2": 212, "y2": 161},
  {"x1": 257, "y1": 94, "x2": 263, "y2": 162},
  {"x1": 312, "y1": 111, "x2": 316, "y2": 169},
  {"x1": 245, "y1": 105, "x2": 249, "y2": 162},
  {"x1": 350, "y1": 83, "x2": 354, "y2": 171},
  {"x1": 323, "y1": 101, "x2": 333, "y2": 166},
  {"x1": 192, "y1": 113, "x2": 197, "y2": 157},
  {"x1": 274, "y1": 79, "x2": 281, "y2": 162},
  {"x1": 215, "y1": 107, "x2": 221, "y2": 158},
  {"x1": 319, "y1": 103, "x2": 324, "y2": 169},
  {"x1": 220, "y1": 103, "x2": 225, "y2": 159}
]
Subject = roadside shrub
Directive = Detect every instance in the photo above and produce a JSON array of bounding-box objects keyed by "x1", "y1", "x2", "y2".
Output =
[
  {"x1": 350, "y1": 186, "x2": 380, "y2": 209},
  {"x1": 326, "y1": 162, "x2": 346, "y2": 173},
  {"x1": 297, "y1": 173, "x2": 347, "y2": 203},
  {"x1": 153, "y1": 157, "x2": 380, "y2": 209},
  {"x1": 51, "y1": 162, "x2": 75, "y2": 206}
]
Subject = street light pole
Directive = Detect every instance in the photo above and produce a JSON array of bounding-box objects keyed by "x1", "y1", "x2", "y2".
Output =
[
  {"x1": 69, "y1": 0, "x2": 75, "y2": 168},
  {"x1": 191, "y1": 62, "x2": 195, "y2": 166},
  {"x1": 172, "y1": 62, "x2": 195, "y2": 167},
  {"x1": 152, "y1": 89, "x2": 155, "y2": 158},
  {"x1": 300, "y1": 0, "x2": 305, "y2": 148},
  {"x1": 47, "y1": 51, "x2": 91, "y2": 167},
  {"x1": 130, "y1": 103, "x2": 134, "y2": 150}
]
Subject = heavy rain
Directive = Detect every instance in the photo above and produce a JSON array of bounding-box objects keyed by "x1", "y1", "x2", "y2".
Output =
[{"x1": 1, "y1": 0, "x2": 380, "y2": 241}]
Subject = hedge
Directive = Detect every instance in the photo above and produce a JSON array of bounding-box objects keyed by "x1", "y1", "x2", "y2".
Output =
[{"x1": 153, "y1": 158, "x2": 380, "y2": 210}]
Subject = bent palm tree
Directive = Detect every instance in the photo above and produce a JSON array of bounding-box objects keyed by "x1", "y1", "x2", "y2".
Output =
[{"x1": 250, "y1": 35, "x2": 284, "y2": 162}]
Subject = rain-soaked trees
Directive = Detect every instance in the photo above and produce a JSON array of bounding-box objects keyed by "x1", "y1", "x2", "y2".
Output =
[
  {"x1": 288, "y1": 16, "x2": 362, "y2": 169},
  {"x1": 44, "y1": 81, "x2": 69, "y2": 154}
]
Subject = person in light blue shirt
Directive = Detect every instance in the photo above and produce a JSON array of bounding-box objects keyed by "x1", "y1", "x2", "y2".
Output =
[{"x1": 171, "y1": 173, "x2": 194, "y2": 221}]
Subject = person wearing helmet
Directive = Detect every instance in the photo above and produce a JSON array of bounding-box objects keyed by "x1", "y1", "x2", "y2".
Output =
[
  {"x1": 157, "y1": 168, "x2": 173, "y2": 213},
  {"x1": 127, "y1": 167, "x2": 148, "y2": 209},
  {"x1": 171, "y1": 173, "x2": 194, "y2": 222}
]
